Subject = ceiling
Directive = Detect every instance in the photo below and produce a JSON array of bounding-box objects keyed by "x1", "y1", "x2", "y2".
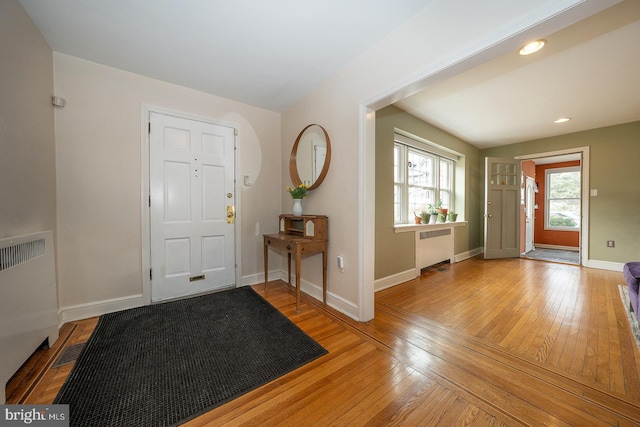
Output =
[
  {"x1": 19, "y1": 0, "x2": 434, "y2": 112},
  {"x1": 395, "y1": 0, "x2": 640, "y2": 148},
  {"x1": 19, "y1": 1, "x2": 640, "y2": 149}
]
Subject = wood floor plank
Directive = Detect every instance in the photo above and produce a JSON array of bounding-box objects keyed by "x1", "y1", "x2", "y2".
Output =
[
  {"x1": 329, "y1": 367, "x2": 424, "y2": 426},
  {"x1": 6, "y1": 257, "x2": 640, "y2": 426}
]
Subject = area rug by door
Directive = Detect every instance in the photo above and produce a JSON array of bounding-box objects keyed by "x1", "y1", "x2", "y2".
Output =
[
  {"x1": 618, "y1": 285, "x2": 640, "y2": 350},
  {"x1": 54, "y1": 287, "x2": 327, "y2": 427}
]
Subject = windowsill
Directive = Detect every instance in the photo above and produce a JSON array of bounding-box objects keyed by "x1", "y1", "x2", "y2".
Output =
[
  {"x1": 394, "y1": 221, "x2": 467, "y2": 233},
  {"x1": 543, "y1": 227, "x2": 580, "y2": 232}
]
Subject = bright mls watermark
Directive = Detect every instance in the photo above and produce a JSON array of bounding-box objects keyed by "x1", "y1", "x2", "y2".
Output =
[{"x1": 0, "y1": 405, "x2": 68, "y2": 426}]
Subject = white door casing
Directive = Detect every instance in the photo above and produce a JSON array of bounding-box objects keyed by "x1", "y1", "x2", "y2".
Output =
[
  {"x1": 484, "y1": 157, "x2": 521, "y2": 259},
  {"x1": 150, "y1": 112, "x2": 236, "y2": 301},
  {"x1": 525, "y1": 176, "x2": 535, "y2": 253}
]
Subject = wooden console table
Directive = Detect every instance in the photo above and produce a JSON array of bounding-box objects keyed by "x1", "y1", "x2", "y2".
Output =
[{"x1": 264, "y1": 215, "x2": 328, "y2": 313}]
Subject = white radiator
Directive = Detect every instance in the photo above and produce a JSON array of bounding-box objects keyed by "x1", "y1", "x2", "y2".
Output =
[
  {"x1": 415, "y1": 227, "x2": 455, "y2": 272},
  {"x1": 0, "y1": 231, "x2": 59, "y2": 403}
]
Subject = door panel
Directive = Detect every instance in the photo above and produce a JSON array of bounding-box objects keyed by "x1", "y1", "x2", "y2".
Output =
[
  {"x1": 202, "y1": 165, "x2": 225, "y2": 220},
  {"x1": 165, "y1": 161, "x2": 191, "y2": 221},
  {"x1": 150, "y1": 112, "x2": 236, "y2": 301},
  {"x1": 484, "y1": 157, "x2": 521, "y2": 259},
  {"x1": 165, "y1": 238, "x2": 190, "y2": 276}
]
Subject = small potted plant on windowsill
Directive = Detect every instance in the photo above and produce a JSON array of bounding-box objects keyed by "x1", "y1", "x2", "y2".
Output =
[
  {"x1": 447, "y1": 211, "x2": 458, "y2": 222},
  {"x1": 435, "y1": 199, "x2": 448, "y2": 216},
  {"x1": 425, "y1": 205, "x2": 438, "y2": 224}
]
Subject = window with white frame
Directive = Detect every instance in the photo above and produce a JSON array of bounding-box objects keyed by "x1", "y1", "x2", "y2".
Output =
[
  {"x1": 545, "y1": 166, "x2": 580, "y2": 230},
  {"x1": 394, "y1": 135, "x2": 454, "y2": 224}
]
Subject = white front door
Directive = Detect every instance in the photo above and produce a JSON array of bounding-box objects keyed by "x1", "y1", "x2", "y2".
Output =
[
  {"x1": 484, "y1": 157, "x2": 521, "y2": 259},
  {"x1": 150, "y1": 112, "x2": 236, "y2": 302},
  {"x1": 525, "y1": 176, "x2": 535, "y2": 253}
]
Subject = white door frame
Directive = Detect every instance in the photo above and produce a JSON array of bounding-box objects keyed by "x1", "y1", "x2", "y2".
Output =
[
  {"x1": 524, "y1": 176, "x2": 535, "y2": 253},
  {"x1": 516, "y1": 146, "x2": 589, "y2": 266},
  {"x1": 140, "y1": 105, "x2": 241, "y2": 305}
]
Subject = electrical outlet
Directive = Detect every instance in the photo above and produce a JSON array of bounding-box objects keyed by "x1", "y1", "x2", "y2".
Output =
[{"x1": 607, "y1": 240, "x2": 615, "y2": 248}]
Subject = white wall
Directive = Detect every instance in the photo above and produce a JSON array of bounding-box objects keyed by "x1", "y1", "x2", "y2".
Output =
[
  {"x1": 0, "y1": 0, "x2": 56, "y2": 239},
  {"x1": 281, "y1": 0, "x2": 618, "y2": 320},
  {"x1": 53, "y1": 53, "x2": 282, "y2": 318}
]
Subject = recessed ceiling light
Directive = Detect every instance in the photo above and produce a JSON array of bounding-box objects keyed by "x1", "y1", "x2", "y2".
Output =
[
  {"x1": 519, "y1": 39, "x2": 546, "y2": 55},
  {"x1": 554, "y1": 117, "x2": 571, "y2": 123}
]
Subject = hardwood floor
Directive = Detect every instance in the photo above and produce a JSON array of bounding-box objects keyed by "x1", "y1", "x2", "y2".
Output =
[{"x1": 7, "y1": 256, "x2": 640, "y2": 426}]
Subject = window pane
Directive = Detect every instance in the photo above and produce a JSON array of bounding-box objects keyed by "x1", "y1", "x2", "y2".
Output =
[
  {"x1": 547, "y1": 168, "x2": 580, "y2": 229},
  {"x1": 408, "y1": 187, "x2": 433, "y2": 216},
  {"x1": 393, "y1": 146, "x2": 401, "y2": 183},
  {"x1": 440, "y1": 159, "x2": 451, "y2": 190},
  {"x1": 408, "y1": 151, "x2": 433, "y2": 187},
  {"x1": 439, "y1": 191, "x2": 451, "y2": 210},
  {"x1": 549, "y1": 171, "x2": 580, "y2": 198},
  {"x1": 549, "y1": 199, "x2": 580, "y2": 227},
  {"x1": 394, "y1": 184, "x2": 402, "y2": 223}
]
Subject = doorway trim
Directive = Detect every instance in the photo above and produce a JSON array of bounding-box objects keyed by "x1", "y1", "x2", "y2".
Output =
[
  {"x1": 357, "y1": 1, "x2": 616, "y2": 321},
  {"x1": 516, "y1": 146, "x2": 589, "y2": 266},
  {"x1": 524, "y1": 176, "x2": 535, "y2": 253},
  {"x1": 140, "y1": 105, "x2": 241, "y2": 305}
]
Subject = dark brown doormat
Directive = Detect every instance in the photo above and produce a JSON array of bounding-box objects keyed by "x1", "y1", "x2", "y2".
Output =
[{"x1": 54, "y1": 287, "x2": 327, "y2": 426}]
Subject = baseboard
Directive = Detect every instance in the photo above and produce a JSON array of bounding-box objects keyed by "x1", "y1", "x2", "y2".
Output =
[
  {"x1": 59, "y1": 275, "x2": 273, "y2": 325},
  {"x1": 374, "y1": 248, "x2": 483, "y2": 293},
  {"x1": 534, "y1": 243, "x2": 579, "y2": 251},
  {"x1": 60, "y1": 294, "x2": 145, "y2": 324},
  {"x1": 241, "y1": 270, "x2": 287, "y2": 287},
  {"x1": 455, "y1": 247, "x2": 483, "y2": 262},
  {"x1": 374, "y1": 269, "x2": 418, "y2": 292},
  {"x1": 59, "y1": 269, "x2": 349, "y2": 324},
  {"x1": 244, "y1": 270, "x2": 360, "y2": 321},
  {"x1": 583, "y1": 259, "x2": 625, "y2": 272}
]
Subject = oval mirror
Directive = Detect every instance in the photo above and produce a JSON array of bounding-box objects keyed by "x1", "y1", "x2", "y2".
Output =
[{"x1": 289, "y1": 124, "x2": 331, "y2": 191}]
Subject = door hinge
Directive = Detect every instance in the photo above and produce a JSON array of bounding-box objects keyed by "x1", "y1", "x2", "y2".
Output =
[
  {"x1": 149, "y1": 195, "x2": 151, "y2": 207},
  {"x1": 148, "y1": 122, "x2": 151, "y2": 134},
  {"x1": 149, "y1": 269, "x2": 152, "y2": 280}
]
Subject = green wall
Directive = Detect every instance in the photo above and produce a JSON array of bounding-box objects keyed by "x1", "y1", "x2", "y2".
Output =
[
  {"x1": 482, "y1": 121, "x2": 640, "y2": 263},
  {"x1": 376, "y1": 109, "x2": 639, "y2": 280},
  {"x1": 375, "y1": 106, "x2": 482, "y2": 280}
]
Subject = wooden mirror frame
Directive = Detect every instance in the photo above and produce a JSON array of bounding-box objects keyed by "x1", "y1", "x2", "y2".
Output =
[{"x1": 289, "y1": 124, "x2": 331, "y2": 191}]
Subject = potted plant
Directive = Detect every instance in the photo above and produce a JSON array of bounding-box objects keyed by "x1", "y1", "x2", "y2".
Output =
[
  {"x1": 419, "y1": 211, "x2": 429, "y2": 224},
  {"x1": 425, "y1": 204, "x2": 438, "y2": 224},
  {"x1": 435, "y1": 199, "x2": 448, "y2": 216},
  {"x1": 286, "y1": 183, "x2": 308, "y2": 216},
  {"x1": 414, "y1": 211, "x2": 422, "y2": 224},
  {"x1": 447, "y1": 211, "x2": 458, "y2": 222}
]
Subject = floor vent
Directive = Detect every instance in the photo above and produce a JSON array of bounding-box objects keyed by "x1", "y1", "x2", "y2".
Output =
[{"x1": 53, "y1": 343, "x2": 86, "y2": 368}]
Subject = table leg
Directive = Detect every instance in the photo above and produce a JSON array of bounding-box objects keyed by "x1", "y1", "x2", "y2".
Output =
[
  {"x1": 295, "y1": 247, "x2": 302, "y2": 314},
  {"x1": 263, "y1": 241, "x2": 268, "y2": 291},
  {"x1": 322, "y1": 248, "x2": 327, "y2": 303},
  {"x1": 287, "y1": 253, "x2": 292, "y2": 285}
]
